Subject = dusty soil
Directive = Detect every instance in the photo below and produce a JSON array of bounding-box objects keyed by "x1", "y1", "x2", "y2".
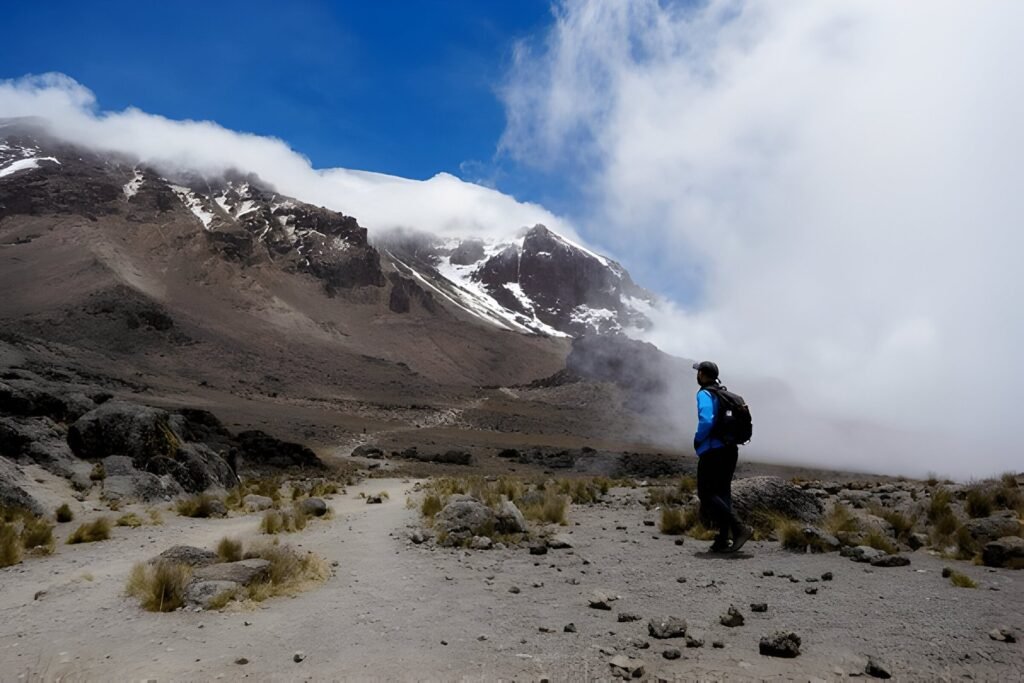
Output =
[{"x1": 1, "y1": 473, "x2": 1020, "y2": 682}]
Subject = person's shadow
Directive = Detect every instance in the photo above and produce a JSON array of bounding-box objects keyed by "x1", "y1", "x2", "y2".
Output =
[{"x1": 693, "y1": 550, "x2": 755, "y2": 560}]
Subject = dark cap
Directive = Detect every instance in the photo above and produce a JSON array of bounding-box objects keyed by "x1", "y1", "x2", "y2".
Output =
[{"x1": 692, "y1": 360, "x2": 719, "y2": 379}]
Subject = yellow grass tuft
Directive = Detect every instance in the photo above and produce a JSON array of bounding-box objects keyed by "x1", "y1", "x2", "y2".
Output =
[
  {"x1": 55, "y1": 503, "x2": 74, "y2": 523},
  {"x1": 217, "y1": 537, "x2": 244, "y2": 562},
  {"x1": 67, "y1": 517, "x2": 112, "y2": 544},
  {"x1": 126, "y1": 560, "x2": 192, "y2": 612},
  {"x1": 116, "y1": 513, "x2": 144, "y2": 528}
]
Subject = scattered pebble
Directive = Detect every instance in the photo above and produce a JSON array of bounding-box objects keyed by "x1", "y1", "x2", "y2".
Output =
[
  {"x1": 662, "y1": 648, "x2": 681, "y2": 660},
  {"x1": 750, "y1": 603, "x2": 768, "y2": 613}
]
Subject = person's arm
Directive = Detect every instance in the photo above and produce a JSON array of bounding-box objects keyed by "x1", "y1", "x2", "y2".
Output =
[{"x1": 694, "y1": 389, "x2": 716, "y2": 447}]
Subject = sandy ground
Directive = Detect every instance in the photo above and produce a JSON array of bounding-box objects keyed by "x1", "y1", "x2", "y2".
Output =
[{"x1": 1, "y1": 476, "x2": 1021, "y2": 682}]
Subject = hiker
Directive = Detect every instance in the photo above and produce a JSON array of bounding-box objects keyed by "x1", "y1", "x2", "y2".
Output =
[{"x1": 693, "y1": 360, "x2": 753, "y2": 553}]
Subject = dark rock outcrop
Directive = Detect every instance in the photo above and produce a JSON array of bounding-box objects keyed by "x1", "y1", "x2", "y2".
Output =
[{"x1": 731, "y1": 476, "x2": 824, "y2": 524}]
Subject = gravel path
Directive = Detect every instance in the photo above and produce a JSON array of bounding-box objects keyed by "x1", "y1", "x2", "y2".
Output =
[{"x1": 1, "y1": 480, "x2": 1020, "y2": 681}]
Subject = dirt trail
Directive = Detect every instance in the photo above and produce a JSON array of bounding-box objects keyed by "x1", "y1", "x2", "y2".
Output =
[{"x1": 1, "y1": 479, "x2": 1021, "y2": 681}]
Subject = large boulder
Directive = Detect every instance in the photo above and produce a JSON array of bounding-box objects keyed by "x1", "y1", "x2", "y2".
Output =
[
  {"x1": 233, "y1": 430, "x2": 324, "y2": 470},
  {"x1": 100, "y1": 455, "x2": 184, "y2": 502},
  {"x1": 965, "y1": 512, "x2": 1021, "y2": 545},
  {"x1": 67, "y1": 401, "x2": 178, "y2": 461},
  {"x1": 0, "y1": 455, "x2": 44, "y2": 514},
  {"x1": 156, "y1": 545, "x2": 219, "y2": 568},
  {"x1": 435, "y1": 496, "x2": 496, "y2": 546},
  {"x1": 731, "y1": 476, "x2": 824, "y2": 523},
  {"x1": 495, "y1": 499, "x2": 528, "y2": 534},
  {"x1": 0, "y1": 415, "x2": 80, "y2": 478},
  {"x1": 185, "y1": 580, "x2": 240, "y2": 609},
  {"x1": 0, "y1": 379, "x2": 95, "y2": 422},
  {"x1": 193, "y1": 559, "x2": 270, "y2": 585},
  {"x1": 982, "y1": 536, "x2": 1024, "y2": 569}
]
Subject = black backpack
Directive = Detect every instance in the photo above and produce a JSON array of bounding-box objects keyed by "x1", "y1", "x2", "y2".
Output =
[{"x1": 705, "y1": 384, "x2": 753, "y2": 446}]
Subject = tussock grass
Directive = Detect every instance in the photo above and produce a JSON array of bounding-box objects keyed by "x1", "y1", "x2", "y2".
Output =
[
  {"x1": 116, "y1": 513, "x2": 144, "y2": 528},
  {"x1": 867, "y1": 503, "x2": 917, "y2": 542},
  {"x1": 147, "y1": 508, "x2": 164, "y2": 525},
  {"x1": 949, "y1": 570, "x2": 977, "y2": 588},
  {"x1": 175, "y1": 493, "x2": 222, "y2": 518},
  {"x1": 520, "y1": 489, "x2": 569, "y2": 526},
  {"x1": 659, "y1": 507, "x2": 686, "y2": 535},
  {"x1": 55, "y1": 503, "x2": 74, "y2": 523},
  {"x1": 777, "y1": 518, "x2": 811, "y2": 551},
  {"x1": 21, "y1": 517, "x2": 55, "y2": 554},
  {"x1": 106, "y1": 498, "x2": 122, "y2": 511},
  {"x1": 126, "y1": 560, "x2": 192, "y2": 612},
  {"x1": 259, "y1": 507, "x2": 309, "y2": 534},
  {"x1": 421, "y1": 494, "x2": 443, "y2": 519},
  {"x1": 927, "y1": 488, "x2": 959, "y2": 545},
  {"x1": 89, "y1": 463, "x2": 105, "y2": 481},
  {"x1": 646, "y1": 476, "x2": 697, "y2": 508},
  {"x1": 0, "y1": 523, "x2": 22, "y2": 567},
  {"x1": 965, "y1": 486, "x2": 995, "y2": 518},
  {"x1": 216, "y1": 537, "x2": 243, "y2": 562},
  {"x1": 824, "y1": 503, "x2": 860, "y2": 537},
  {"x1": 205, "y1": 587, "x2": 239, "y2": 610},
  {"x1": 862, "y1": 530, "x2": 897, "y2": 554},
  {"x1": 242, "y1": 542, "x2": 329, "y2": 601},
  {"x1": 552, "y1": 477, "x2": 611, "y2": 505},
  {"x1": 954, "y1": 526, "x2": 978, "y2": 561},
  {"x1": 67, "y1": 517, "x2": 111, "y2": 544}
]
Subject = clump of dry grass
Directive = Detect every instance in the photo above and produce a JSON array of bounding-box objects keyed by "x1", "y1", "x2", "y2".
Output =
[
  {"x1": 949, "y1": 570, "x2": 977, "y2": 588},
  {"x1": 862, "y1": 530, "x2": 897, "y2": 554},
  {"x1": 21, "y1": 517, "x2": 55, "y2": 554},
  {"x1": 67, "y1": 517, "x2": 112, "y2": 544},
  {"x1": 0, "y1": 523, "x2": 22, "y2": 567},
  {"x1": 55, "y1": 503, "x2": 74, "y2": 523},
  {"x1": 552, "y1": 477, "x2": 611, "y2": 505},
  {"x1": 89, "y1": 462, "x2": 105, "y2": 481},
  {"x1": 520, "y1": 489, "x2": 569, "y2": 526},
  {"x1": 421, "y1": 494, "x2": 443, "y2": 519},
  {"x1": 954, "y1": 526, "x2": 978, "y2": 561},
  {"x1": 259, "y1": 507, "x2": 309, "y2": 534},
  {"x1": 126, "y1": 560, "x2": 192, "y2": 612},
  {"x1": 216, "y1": 536, "x2": 244, "y2": 562},
  {"x1": 146, "y1": 508, "x2": 164, "y2": 525},
  {"x1": 242, "y1": 542, "x2": 329, "y2": 601},
  {"x1": 659, "y1": 506, "x2": 687, "y2": 535},
  {"x1": 116, "y1": 513, "x2": 144, "y2": 528},
  {"x1": 646, "y1": 476, "x2": 697, "y2": 508},
  {"x1": 965, "y1": 486, "x2": 994, "y2": 519},
  {"x1": 175, "y1": 493, "x2": 222, "y2": 518},
  {"x1": 823, "y1": 503, "x2": 860, "y2": 538},
  {"x1": 776, "y1": 518, "x2": 811, "y2": 551},
  {"x1": 867, "y1": 503, "x2": 917, "y2": 543}
]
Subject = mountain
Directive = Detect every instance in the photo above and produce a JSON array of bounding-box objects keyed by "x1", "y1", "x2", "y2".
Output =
[{"x1": 0, "y1": 118, "x2": 685, "y2": 459}]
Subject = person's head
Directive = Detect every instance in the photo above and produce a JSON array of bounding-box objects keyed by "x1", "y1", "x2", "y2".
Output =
[{"x1": 693, "y1": 360, "x2": 719, "y2": 387}]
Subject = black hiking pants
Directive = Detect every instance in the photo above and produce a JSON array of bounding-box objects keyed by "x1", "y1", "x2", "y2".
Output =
[{"x1": 697, "y1": 444, "x2": 740, "y2": 542}]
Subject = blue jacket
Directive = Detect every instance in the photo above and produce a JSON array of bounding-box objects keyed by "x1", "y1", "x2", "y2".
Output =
[{"x1": 694, "y1": 387, "x2": 725, "y2": 456}]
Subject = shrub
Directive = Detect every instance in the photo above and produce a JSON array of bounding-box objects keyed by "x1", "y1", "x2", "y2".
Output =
[
  {"x1": 147, "y1": 508, "x2": 164, "y2": 525},
  {"x1": 421, "y1": 494, "x2": 443, "y2": 519},
  {"x1": 21, "y1": 517, "x2": 55, "y2": 553},
  {"x1": 0, "y1": 523, "x2": 22, "y2": 567},
  {"x1": 824, "y1": 503, "x2": 859, "y2": 537},
  {"x1": 176, "y1": 494, "x2": 222, "y2": 518},
  {"x1": 310, "y1": 480, "x2": 340, "y2": 497},
  {"x1": 520, "y1": 490, "x2": 569, "y2": 526},
  {"x1": 965, "y1": 487, "x2": 994, "y2": 518},
  {"x1": 867, "y1": 504, "x2": 916, "y2": 542},
  {"x1": 777, "y1": 519, "x2": 810, "y2": 551},
  {"x1": 242, "y1": 543, "x2": 329, "y2": 601},
  {"x1": 116, "y1": 513, "x2": 144, "y2": 528},
  {"x1": 126, "y1": 560, "x2": 191, "y2": 612},
  {"x1": 55, "y1": 503, "x2": 74, "y2": 523},
  {"x1": 954, "y1": 526, "x2": 978, "y2": 561},
  {"x1": 67, "y1": 517, "x2": 112, "y2": 544},
  {"x1": 949, "y1": 570, "x2": 977, "y2": 588},
  {"x1": 927, "y1": 488, "x2": 959, "y2": 545},
  {"x1": 659, "y1": 507, "x2": 686, "y2": 535},
  {"x1": 217, "y1": 537, "x2": 244, "y2": 562},
  {"x1": 89, "y1": 463, "x2": 106, "y2": 481}
]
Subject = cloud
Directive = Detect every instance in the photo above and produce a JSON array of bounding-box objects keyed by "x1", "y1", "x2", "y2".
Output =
[
  {"x1": 501, "y1": 0, "x2": 1024, "y2": 478},
  {"x1": 0, "y1": 73, "x2": 577, "y2": 245}
]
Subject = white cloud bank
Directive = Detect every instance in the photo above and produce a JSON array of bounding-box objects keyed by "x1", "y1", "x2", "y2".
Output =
[
  {"x1": 0, "y1": 73, "x2": 576, "y2": 244},
  {"x1": 501, "y1": 0, "x2": 1024, "y2": 478}
]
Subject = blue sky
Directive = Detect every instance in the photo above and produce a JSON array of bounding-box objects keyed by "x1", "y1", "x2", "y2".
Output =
[{"x1": 1, "y1": 1, "x2": 572, "y2": 208}]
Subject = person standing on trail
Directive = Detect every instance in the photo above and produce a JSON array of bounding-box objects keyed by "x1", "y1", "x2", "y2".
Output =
[{"x1": 693, "y1": 360, "x2": 753, "y2": 553}]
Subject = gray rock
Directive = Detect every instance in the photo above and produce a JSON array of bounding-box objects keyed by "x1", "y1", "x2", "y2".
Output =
[
  {"x1": 865, "y1": 656, "x2": 893, "y2": 679},
  {"x1": 617, "y1": 612, "x2": 642, "y2": 623},
  {"x1": 908, "y1": 532, "x2": 930, "y2": 550},
  {"x1": 801, "y1": 526, "x2": 842, "y2": 552},
  {"x1": 805, "y1": 587, "x2": 818, "y2": 595},
  {"x1": 981, "y1": 536, "x2": 1024, "y2": 568},
  {"x1": 965, "y1": 512, "x2": 1020, "y2": 545},
  {"x1": 821, "y1": 572, "x2": 833, "y2": 581},
  {"x1": 685, "y1": 632, "x2": 705, "y2": 648},
  {"x1": 989, "y1": 627, "x2": 1017, "y2": 643},
  {"x1": 564, "y1": 623, "x2": 577, "y2": 633},
  {"x1": 299, "y1": 497, "x2": 328, "y2": 517},
  {"x1": 841, "y1": 545, "x2": 886, "y2": 563},
  {"x1": 194, "y1": 559, "x2": 270, "y2": 586},
  {"x1": 662, "y1": 648, "x2": 681, "y2": 660},
  {"x1": 495, "y1": 499, "x2": 528, "y2": 534},
  {"x1": 0, "y1": 415, "x2": 80, "y2": 477},
  {"x1": 470, "y1": 536, "x2": 493, "y2": 550},
  {"x1": 185, "y1": 580, "x2": 240, "y2": 609},
  {"x1": 365, "y1": 495, "x2": 383, "y2": 504},
  {"x1": 870, "y1": 554, "x2": 910, "y2": 568},
  {"x1": 712, "y1": 640, "x2": 725, "y2": 649},
  {"x1": 529, "y1": 543, "x2": 548, "y2": 556},
  {"x1": 547, "y1": 533, "x2": 573, "y2": 549},
  {"x1": 350, "y1": 445, "x2": 384, "y2": 459},
  {"x1": 759, "y1": 631, "x2": 801, "y2": 658},
  {"x1": 750, "y1": 603, "x2": 768, "y2": 613},
  {"x1": 243, "y1": 494, "x2": 274, "y2": 512},
  {"x1": 0, "y1": 456, "x2": 45, "y2": 514},
  {"x1": 648, "y1": 616, "x2": 687, "y2": 639},
  {"x1": 731, "y1": 476, "x2": 824, "y2": 523},
  {"x1": 435, "y1": 497, "x2": 496, "y2": 546},
  {"x1": 720, "y1": 606, "x2": 744, "y2": 627},
  {"x1": 608, "y1": 655, "x2": 645, "y2": 679},
  {"x1": 156, "y1": 545, "x2": 218, "y2": 568},
  {"x1": 409, "y1": 530, "x2": 428, "y2": 544},
  {"x1": 293, "y1": 651, "x2": 306, "y2": 663},
  {"x1": 589, "y1": 591, "x2": 616, "y2": 610}
]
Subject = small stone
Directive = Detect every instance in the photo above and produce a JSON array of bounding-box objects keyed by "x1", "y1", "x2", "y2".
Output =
[
  {"x1": 618, "y1": 612, "x2": 642, "y2": 623},
  {"x1": 234, "y1": 658, "x2": 249, "y2": 665},
  {"x1": 759, "y1": 631, "x2": 801, "y2": 658},
  {"x1": 648, "y1": 616, "x2": 687, "y2": 639},
  {"x1": 750, "y1": 603, "x2": 768, "y2": 613},
  {"x1": 365, "y1": 495, "x2": 383, "y2": 504},
  {"x1": 805, "y1": 577, "x2": 819, "y2": 582},
  {"x1": 685, "y1": 632, "x2": 705, "y2": 648},
  {"x1": 643, "y1": 520, "x2": 655, "y2": 527},
  {"x1": 762, "y1": 570, "x2": 774, "y2": 577},
  {"x1": 865, "y1": 656, "x2": 892, "y2": 679},
  {"x1": 870, "y1": 554, "x2": 910, "y2": 568},
  {"x1": 564, "y1": 623, "x2": 577, "y2": 633},
  {"x1": 941, "y1": 567, "x2": 953, "y2": 578},
  {"x1": 547, "y1": 533, "x2": 573, "y2": 549},
  {"x1": 589, "y1": 590, "x2": 616, "y2": 610},
  {"x1": 529, "y1": 544, "x2": 548, "y2": 556},
  {"x1": 805, "y1": 587, "x2": 818, "y2": 595},
  {"x1": 676, "y1": 576, "x2": 687, "y2": 583},
  {"x1": 292, "y1": 652, "x2": 305, "y2": 663},
  {"x1": 674, "y1": 539, "x2": 684, "y2": 546},
  {"x1": 244, "y1": 621, "x2": 252, "y2": 626},
  {"x1": 662, "y1": 648, "x2": 681, "y2": 660},
  {"x1": 720, "y1": 606, "x2": 744, "y2": 627},
  {"x1": 539, "y1": 626, "x2": 554, "y2": 633},
  {"x1": 630, "y1": 638, "x2": 650, "y2": 649},
  {"x1": 609, "y1": 655, "x2": 645, "y2": 679},
  {"x1": 789, "y1": 577, "x2": 800, "y2": 583},
  {"x1": 712, "y1": 640, "x2": 725, "y2": 649},
  {"x1": 821, "y1": 572, "x2": 833, "y2": 581},
  {"x1": 989, "y1": 627, "x2": 1017, "y2": 643},
  {"x1": 477, "y1": 634, "x2": 488, "y2": 641},
  {"x1": 441, "y1": 640, "x2": 448, "y2": 646}
]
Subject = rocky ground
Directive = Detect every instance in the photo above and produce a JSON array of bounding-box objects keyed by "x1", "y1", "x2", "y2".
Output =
[{"x1": 1, "y1": 469, "x2": 1020, "y2": 682}]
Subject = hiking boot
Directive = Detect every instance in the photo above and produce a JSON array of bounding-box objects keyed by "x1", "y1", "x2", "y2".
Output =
[
  {"x1": 728, "y1": 525, "x2": 753, "y2": 553},
  {"x1": 709, "y1": 540, "x2": 732, "y2": 553}
]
